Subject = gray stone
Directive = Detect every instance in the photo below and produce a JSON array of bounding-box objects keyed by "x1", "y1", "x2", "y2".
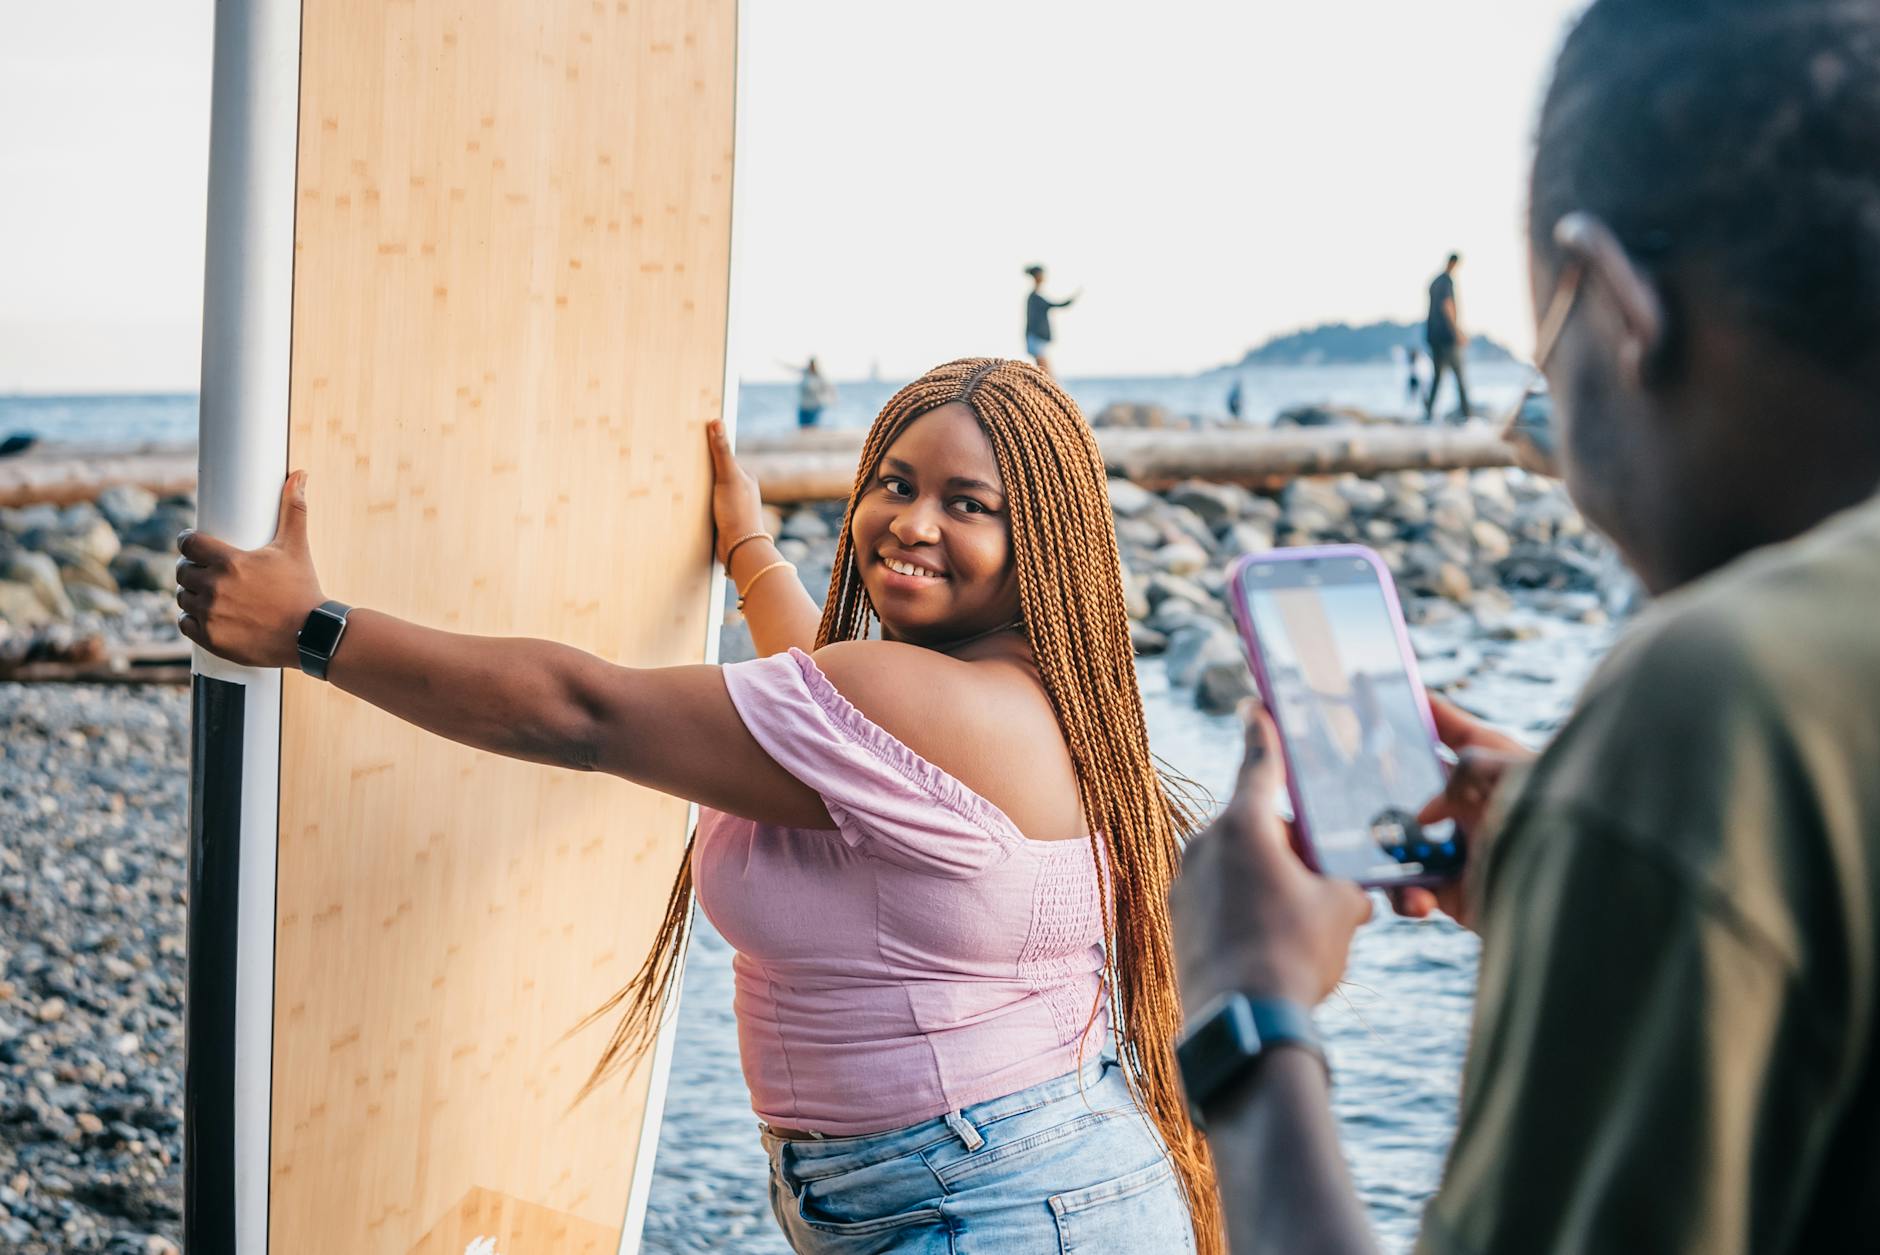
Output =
[
  {"x1": 1470, "y1": 520, "x2": 1513, "y2": 563},
  {"x1": 1148, "y1": 597, "x2": 1208, "y2": 634},
  {"x1": 96, "y1": 484, "x2": 159, "y2": 533},
  {"x1": 1334, "y1": 476, "x2": 1390, "y2": 515},
  {"x1": 1197, "y1": 657, "x2": 1257, "y2": 714},
  {"x1": 1280, "y1": 478, "x2": 1352, "y2": 528},
  {"x1": 123, "y1": 502, "x2": 196, "y2": 553},
  {"x1": 779, "y1": 509, "x2": 830, "y2": 542},
  {"x1": 2, "y1": 551, "x2": 73, "y2": 617},
  {"x1": 1165, "y1": 480, "x2": 1245, "y2": 527},
  {"x1": 1217, "y1": 522, "x2": 1274, "y2": 557},
  {"x1": 1120, "y1": 567, "x2": 1150, "y2": 620},
  {"x1": 1105, "y1": 478, "x2": 1157, "y2": 518},
  {"x1": 57, "y1": 500, "x2": 104, "y2": 531},
  {"x1": 1513, "y1": 494, "x2": 1582, "y2": 543},
  {"x1": 1432, "y1": 530, "x2": 1475, "y2": 568},
  {"x1": 1129, "y1": 623, "x2": 1168, "y2": 655},
  {"x1": 1387, "y1": 486, "x2": 1429, "y2": 528},
  {"x1": 1280, "y1": 504, "x2": 1345, "y2": 541},
  {"x1": 1145, "y1": 572, "x2": 1214, "y2": 610},
  {"x1": 1473, "y1": 491, "x2": 1518, "y2": 531},
  {"x1": 1153, "y1": 540, "x2": 1210, "y2": 577},
  {"x1": 1428, "y1": 492, "x2": 1475, "y2": 538},
  {"x1": 0, "y1": 580, "x2": 51, "y2": 627},
  {"x1": 1469, "y1": 585, "x2": 1516, "y2": 619},
  {"x1": 1434, "y1": 562, "x2": 1475, "y2": 603},
  {"x1": 1240, "y1": 495, "x2": 1284, "y2": 527},
  {"x1": 65, "y1": 585, "x2": 129, "y2": 618},
  {"x1": 62, "y1": 516, "x2": 121, "y2": 567},
  {"x1": 1164, "y1": 623, "x2": 1223, "y2": 687},
  {"x1": 110, "y1": 547, "x2": 175, "y2": 594},
  {"x1": 0, "y1": 503, "x2": 59, "y2": 536},
  {"x1": 44, "y1": 542, "x2": 121, "y2": 595},
  {"x1": 1158, "y1": 504, "x2": 1218, "y2": 553},
  {"x1": 1361, "y1": 518, "x2": 1398, "y2": 544},
  {"x1": 1168, "y1": 624, "x2": 1244, "y2": 689},
  {"x1": 1113, "y1": 516, "x2": 1162, "y2": 551},
  {"x1": 1405, "y1": 596, "x2": 1463, "y2": 626}
]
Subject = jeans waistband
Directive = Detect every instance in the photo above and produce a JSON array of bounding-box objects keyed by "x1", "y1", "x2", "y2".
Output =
[{"x1": 760, "y1": 1052, "x2": 1122, "y2": 1166}]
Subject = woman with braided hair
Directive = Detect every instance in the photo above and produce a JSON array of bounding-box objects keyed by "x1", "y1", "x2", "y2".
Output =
[{"x1": 177, "y1": 357, "x2": 1221, "y2": 1252}]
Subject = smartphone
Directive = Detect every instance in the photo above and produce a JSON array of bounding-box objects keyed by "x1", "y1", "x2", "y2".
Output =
[{"x1": 1226, "y1": 545, "x2": 1463, "y2": 887}]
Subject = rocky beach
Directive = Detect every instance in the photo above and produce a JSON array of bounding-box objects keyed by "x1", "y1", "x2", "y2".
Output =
[{"x1": 0, "y1": 425, "x2": 1625, "y2": 1251}]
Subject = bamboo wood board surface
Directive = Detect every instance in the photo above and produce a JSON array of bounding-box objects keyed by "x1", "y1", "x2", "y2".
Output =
[{"x1": 267, "y1": 1, "x2": 736, "y2": 1249}]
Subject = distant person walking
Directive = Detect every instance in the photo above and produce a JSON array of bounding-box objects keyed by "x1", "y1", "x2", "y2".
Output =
[
  {"x1": 1023, "y1": 265, "x2": 1078, "y2": 379},
  {"x1": 1424, "y1": 252, "x2": 1472, "y2": 422},
  {"x1": 1402, "y1": 343, "x2": 1423, "y2": 407},
  {"x1": 1226, "y1": 376, "x2": 1244, "y2": 421},
  {"x1": 795, "y1": 357, "x2": 836, "y2": 429}
]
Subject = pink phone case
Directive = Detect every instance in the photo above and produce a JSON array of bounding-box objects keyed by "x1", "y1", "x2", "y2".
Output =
[{"x1": 1224, "y1": 544, "x2": 1458, "y2": 888}]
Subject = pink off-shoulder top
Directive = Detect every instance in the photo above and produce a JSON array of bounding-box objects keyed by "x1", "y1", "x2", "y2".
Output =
[{"x1": 692, "y1": 648, "x2": 1110, "y2": 1137}]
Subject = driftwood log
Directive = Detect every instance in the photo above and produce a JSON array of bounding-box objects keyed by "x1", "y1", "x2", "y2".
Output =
[
  {"x1": 0, "y1": 425, "x2": 1518, "y2": 511},
  {"x1": 0, "y1": 443, "x2": 197, "y2": 509},
  {"x1": 0, "y1": 639, "x2": 191, "y2": 685},
  {"x1": 733, "y1": 425, "x2": 1517, "y2": 501}
]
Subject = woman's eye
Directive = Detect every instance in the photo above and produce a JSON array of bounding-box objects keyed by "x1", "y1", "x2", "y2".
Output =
[
  {"x1": 954, "y1": 499, "x2": 988, "y2": 515},
  {"x1": 880, "y1": 477, "x2": 912, "y2": 497}
]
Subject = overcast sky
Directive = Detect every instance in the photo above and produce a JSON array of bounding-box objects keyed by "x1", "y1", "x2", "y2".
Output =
[{"x1": 0, "y1": 0, "x2": 1586, "y2": 393}]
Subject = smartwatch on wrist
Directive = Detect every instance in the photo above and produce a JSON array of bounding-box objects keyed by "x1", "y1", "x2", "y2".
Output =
[
  {"x1": 296, "y1": 600, "x2": 353, "y2": 680},
  {"x1": 1175, "y1": 992, "x2": 1328, "y2": 1128}
]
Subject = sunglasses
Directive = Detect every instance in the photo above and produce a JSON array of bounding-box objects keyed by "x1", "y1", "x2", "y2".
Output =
[{"x1": 1499, "y1": 259, "x2": 1584, "y2": 479}]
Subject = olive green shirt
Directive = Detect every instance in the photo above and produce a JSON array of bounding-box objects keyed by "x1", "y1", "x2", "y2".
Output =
[{"x1": 1418, "y1": 494, "x2": 1880, "y2": 1255}]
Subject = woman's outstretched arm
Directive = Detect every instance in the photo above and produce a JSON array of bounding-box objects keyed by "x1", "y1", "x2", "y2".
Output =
[{"x1": 176, "y1": 471, "x2": 832, "y2": 828}]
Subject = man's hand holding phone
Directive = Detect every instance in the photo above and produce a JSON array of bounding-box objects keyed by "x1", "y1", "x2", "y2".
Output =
[{"x1": 1389, "y1": 696, "x2": 1534, "y2": 929}]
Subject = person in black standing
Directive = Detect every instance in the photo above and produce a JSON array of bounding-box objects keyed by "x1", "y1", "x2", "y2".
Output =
[
  {"x1": 1024, "y1": 265, "x2": 1078, "y2": 379},
  {"x1": 1424, "y1": 252, "x2": 1472, "y2": 421}
]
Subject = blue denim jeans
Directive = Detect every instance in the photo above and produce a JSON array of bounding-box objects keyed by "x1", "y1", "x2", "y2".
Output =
[{"x1": 760, "y1": 1054, "x2": 1194, "y2": 1253}]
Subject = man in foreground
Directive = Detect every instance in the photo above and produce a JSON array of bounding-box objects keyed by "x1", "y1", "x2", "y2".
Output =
[{"x1": 1170, "y1": 2, "x2": 1880, "y2": 1251}]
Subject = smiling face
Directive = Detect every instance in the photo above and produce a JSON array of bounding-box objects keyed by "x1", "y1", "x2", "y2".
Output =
[{"x1": 848, "y1": 401, "x2": 1022, "y2": 646}]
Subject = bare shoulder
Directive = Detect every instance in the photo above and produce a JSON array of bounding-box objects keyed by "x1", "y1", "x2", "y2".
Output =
[{"x1": 810, "y1": 640, "x2": 1084, "y2": 840}]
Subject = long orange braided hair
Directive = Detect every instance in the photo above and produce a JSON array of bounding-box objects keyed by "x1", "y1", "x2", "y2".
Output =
[{"x1": 579, "y1": 358, "x2": 1221, "y2": 1252}]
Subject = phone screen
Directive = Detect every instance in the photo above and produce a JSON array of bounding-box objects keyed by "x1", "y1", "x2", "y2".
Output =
[{"x1": 1237, "y1": 555, "x2": 1463, "y2": 883}]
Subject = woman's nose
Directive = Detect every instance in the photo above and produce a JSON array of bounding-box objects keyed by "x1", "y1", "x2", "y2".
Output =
[{"x1": 888, "y1": 500, "x2": 942, "y2": 546}]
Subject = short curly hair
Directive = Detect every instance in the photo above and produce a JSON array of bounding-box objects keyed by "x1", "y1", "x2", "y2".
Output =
[{"x1": 1532, "y1": 0, "x2": 1880, "y2": 379}]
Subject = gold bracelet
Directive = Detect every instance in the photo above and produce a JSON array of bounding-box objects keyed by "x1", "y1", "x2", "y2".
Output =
[
  {"x1": 736, "y1": 559, "x2": 795, "y2": 608},
  {"x1": 722, "y1": 531, "x2": 772, "y2": 569}
]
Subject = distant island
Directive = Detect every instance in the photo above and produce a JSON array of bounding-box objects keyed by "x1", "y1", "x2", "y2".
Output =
[{"x1": 1235, "y1": 320, "x2": 1516, "y2": 367}]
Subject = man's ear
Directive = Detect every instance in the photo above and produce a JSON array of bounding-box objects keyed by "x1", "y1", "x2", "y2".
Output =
[{"x1": 1554, "y1": 212, "x2": 1668, "y2": 390}]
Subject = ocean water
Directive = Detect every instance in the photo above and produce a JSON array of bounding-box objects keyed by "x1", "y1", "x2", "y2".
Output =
[{"x1": 0, "y1": 360, "x2": 1529, "y2": 449}]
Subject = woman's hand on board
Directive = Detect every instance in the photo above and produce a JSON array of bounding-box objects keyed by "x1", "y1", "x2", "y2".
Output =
[
  {"x1": 174, "y1": 471, "x2": 326, "y2": 669},
  {"x1": 1169, "y1": 704, "x2": 1372, "y2": 1012},
  {"x1": 1388, "y1": 695, "x2": 1533, "y2": 929},
  {"x1": 707, "y1": 420, "x2": 768, "y2": 564}
]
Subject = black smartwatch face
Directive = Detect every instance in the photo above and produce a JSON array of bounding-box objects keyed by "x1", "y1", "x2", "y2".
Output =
[
  {"x1": 1178, "y1": 997, "x2": 1260, "y2": 1104},
  {"x1": 299, "y1": 608, "x2": 346, "y2": 656}
]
